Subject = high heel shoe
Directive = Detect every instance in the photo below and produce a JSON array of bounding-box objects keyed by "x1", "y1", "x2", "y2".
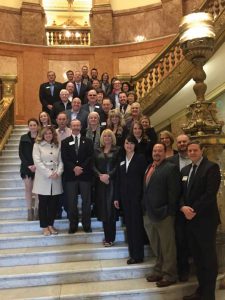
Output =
[{"x1": 48, "y1": 226, "x2": 58, "y2": 235}]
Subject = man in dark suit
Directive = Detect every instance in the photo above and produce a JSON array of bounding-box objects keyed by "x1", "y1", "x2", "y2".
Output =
[
  {"x1": 82, "y1": 89, "x2": 101, "y2": 114},
  {"x1": 73, "y1": 71, "x2": 88, "y2": 104},
  {"x1": 51, "y1": 89, "x2": 72, "y2": 124},
  {"x1": 99, "y1": 98, "x2": 113, "y2": 130},
  {"x1": 39, "y1": 71, "x2": 62, "y2": 115},
  {"x1": 180, "y1": 141, "x2": 221, "y2": 300},
  {"x1": 109, "y1": 79, "x2": 122, "y2": 108},
  {"x1": 65, "y1": 97, "x2": 88, "y2": 131},
  {"x1": 167, "y1": 134, "x2": 191, "y2": 282},
  {"x1": 61, "y1": 119, "x2": 94, "y2": 233},
  {"x1": 143, "y1": 143, "x2": 181, "y2": 287}
]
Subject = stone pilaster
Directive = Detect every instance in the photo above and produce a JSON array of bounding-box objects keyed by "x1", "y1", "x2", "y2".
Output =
[
  {"x1": 21, "y1": 1, "x2": 46, "y2": 45},
  {"x1": 90, "y1": 0, "x2": 113, "y2": 45}
]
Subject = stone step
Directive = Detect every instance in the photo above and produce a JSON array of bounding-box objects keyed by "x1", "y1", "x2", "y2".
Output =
[
  {"x1": 0, "y1": 196, "x2": 26, "y2": 208},
  {"x1": 5, "y1": 141, "x2": 19, "y2": 147},
  {"x1": 0, "y1": 163, "x2": 20, "y2": 171},
  {"x1": 0, "y1": 186, "x2": 24, "y2": 197},
  {"x1": 0, "y1": 229, "x2": 126, "y2": 249},
  {"x1": 0, "y1": 207, "x2": 26, "y2": 219},
  {"x1": 0, "y1": 241, "x2": 147, "y2": 267},
  {"x1": 4, "y1": 145, "x2": 19, "y2": 150},
  {"x1": 0, "y1": 218, "x2": 121, "y2": 233},
  {"x1": 0, "y1": 156, "x2": 20, "y2": 163},
  {"x1": 1, "y1": 149, "x2": 19, "y2": 157},
  {"x1": 0, "y1": 258, "x2": 152, "y2": 289},
  {"x1": 0, "y1": 170, "x2": 20, "y2": 179},
  {"x1": 0, "y1": 178, "x2": 23, "y2": 188}
]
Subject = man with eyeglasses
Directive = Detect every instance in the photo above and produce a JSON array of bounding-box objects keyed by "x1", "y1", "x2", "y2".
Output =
[{"x1": 82, "y1": 89, "x2": 101, "y2": 114}]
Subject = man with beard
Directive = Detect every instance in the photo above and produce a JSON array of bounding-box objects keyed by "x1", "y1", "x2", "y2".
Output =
[{"x1": 143, "y1": 143, "x2": 181, "y2": 287}]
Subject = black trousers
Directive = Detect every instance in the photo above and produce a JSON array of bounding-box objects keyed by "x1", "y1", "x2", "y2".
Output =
[
  {"x1": 187, "y1": 222, "x2": 218, "y2": 300},
  {"x1": 103, "y1": 217, "x2": 116, "y2": 243},
  {"x1": 38, "y1": 194, "x2": 58, "y2": 228},
  {"x1": 66, "y1": 180, "x2": 91, "y2": 229},
  {"x1": 175, "y1": 212, "x2": 190, "y2": 277},
  {"x1": 124, "y1": 205, "x2": 144, "y2": 261}
]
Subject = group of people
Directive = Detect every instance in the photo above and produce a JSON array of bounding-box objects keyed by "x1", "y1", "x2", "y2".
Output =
[{"x1": 18, "y1": 66, "x2": 221, "y2": 300}]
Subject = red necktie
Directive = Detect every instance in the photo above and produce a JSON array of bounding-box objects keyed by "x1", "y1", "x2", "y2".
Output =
[{"x1": 145, "y1": 164, "x2": 155, "y2": 185}]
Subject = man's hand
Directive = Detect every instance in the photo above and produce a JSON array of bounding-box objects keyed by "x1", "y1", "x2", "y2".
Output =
[
  {"x1": 99, "y1": 174, "x2": 109, "y2": 184},
  {"x1": 47, "y1": 104, "x2": 53, "y2": 110},
  {"x1": 74, "y1": 166, "x2": 83, "y2": 176},
  {"x1": 114, "y1": 200, "x2": 120, "y2": 209},
  {"x1": 180, "y1": 205, "x2": 196, "y2": 220}
]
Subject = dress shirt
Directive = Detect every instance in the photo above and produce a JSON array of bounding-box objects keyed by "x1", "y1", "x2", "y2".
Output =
[
  {"x1": 125, "y1": 153, "x2": 134, "y2": 172},
  {"x1": 179, "y1": 154, "x2": 191, "y2": 171},
  {"x1": 188, "y1": 156, "x2": 203, "y2": 183},
  {"x1": 56, "y1": 127, "x2": 72, "y2": 142},
  {"x1": 72, "y1": 133, "x2": 81, "y2": 148},
  {"x1": 71, "y1": 110, "x2": 80, "y2": 120}
]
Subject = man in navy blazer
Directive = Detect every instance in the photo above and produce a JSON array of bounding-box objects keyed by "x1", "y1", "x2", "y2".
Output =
[
  {"x1": 39, "y1": 71, "x2": 62, "y2": 115},
  {"x1": 167, "y1": 134, "x2": 191, "y2": 282},
  {"x1": 180, "y1": 141, "x2": 221, "y2": 300},
  {"x1": 73, "y1": 71, "x2": 88, "y2": 104},
  {"x1": 143, "y1": 143, "x2": 181, "y2": 287},
  {"x1": 61, "y1": 119, "x2": 94, "y2": 233}
]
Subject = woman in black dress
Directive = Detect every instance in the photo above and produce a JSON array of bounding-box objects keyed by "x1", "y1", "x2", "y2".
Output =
[
  {"x1": 19, "y1": 118, "x2": 39, "y2": 221},
  {"x1": 93, "y1": 129, "x2": 120, "y2": 247},
  {"x1": 114, "y1": 135, "x2": 147, "y2": 264}
]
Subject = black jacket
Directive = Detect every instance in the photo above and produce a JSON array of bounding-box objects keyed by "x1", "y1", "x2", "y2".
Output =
[{"x1": 19, "y1": 132, "x2": 36, "y2": 179}]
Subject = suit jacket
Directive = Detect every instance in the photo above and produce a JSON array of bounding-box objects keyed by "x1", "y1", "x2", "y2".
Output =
[
  {"x1": 51, "y1": 101, "x2": 72, "y2": 124},
  {"x1": 39, "y1": 81, "x2": 62, "y2": 114},
  {"x1": 32, "y1": 141, "x2": 63, "y2": 195},
  {"x1": 180, "y1": 157, "x2": 221, "y2": 227},
  {"x1": 73, "y1": 82, "x2": 88, "y2": 104},
  {"x1": 82, "y1": 103, "x2": 101, "y2": 114},
  {"x1": 167, "y1": 154, "x2": 180, "y2": 168},
  {"x1": 143, "y1": 160, "x2": 181, "y2": 222},
  {"x1": 65, "y1": 109, "x2": 88, "y2": 131},
  {"x1": 61, "y1": 135, "x2": 94, "y2": 182}
]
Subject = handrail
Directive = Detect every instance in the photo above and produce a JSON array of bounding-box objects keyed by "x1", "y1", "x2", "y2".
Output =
[
  {"x1": 0, "y1": 97, "x2": 14, "y2": 153},
  {"x1": 120, "y1": 0, "x2": 225, "y2": 110}
]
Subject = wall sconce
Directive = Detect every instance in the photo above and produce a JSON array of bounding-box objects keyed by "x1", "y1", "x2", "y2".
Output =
[{"x1": 134, "y1": 35, "x2": 146, "y2": 43}]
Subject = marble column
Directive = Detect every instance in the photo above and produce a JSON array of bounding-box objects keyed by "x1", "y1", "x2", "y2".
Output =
[
  {"x1": 21, "y1": 1, "x2": 46, "y2": 45},
  {"x1": 90, "y1": 0, "x2": 113, "y2": 45}
]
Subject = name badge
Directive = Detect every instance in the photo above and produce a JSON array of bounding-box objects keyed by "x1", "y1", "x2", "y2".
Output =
[
  {"x1": 101, "y1": 122, "x2": 106, "y2": 126},
  {"x1": 182, "y1": 176, "x2": 188, "y2": 181},
  {"x1": 69, "y1": 141, "x2": 75, "y2": 145},
  {"x1": 120, "y1": 161, "x2": 125, "y2": 166},
  {"x1": 95, "y1": 105, "x2": 100, "y2": 109}
]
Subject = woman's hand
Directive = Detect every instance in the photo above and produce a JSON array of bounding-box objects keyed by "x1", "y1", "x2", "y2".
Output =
[
  {"x1": 99, "y1": 174, "x2": 109, "y2": 184},
  {"x1": 114, "y1": 200, "x2": 120, "y2": 209},
  {"x1": 49, "y1": 172, "x2": 59, "y2": 179},
  {"x1": 28, "y1": 165, "x2": 36, "y2": 172}
]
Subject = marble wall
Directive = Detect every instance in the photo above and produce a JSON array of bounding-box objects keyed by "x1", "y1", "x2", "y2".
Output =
[
  {"x1": 0, "y1": 35, "x2": 172, "y2": 124},
  {"x1": 0, "y1": 7, "x2": 21, "y2": 43}
]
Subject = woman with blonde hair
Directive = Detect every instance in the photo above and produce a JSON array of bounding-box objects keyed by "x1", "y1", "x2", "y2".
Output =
[
  {"x1": 107, "y1": 109, "x2": 128, "y2": 148},
  {"x1": 86, "y1": 111, "x2": 101, "y2": 149},
  {"x1": 38, "y1": 111, "x2": 52, "y2": 128},
  {"x1": 159, "y1": 130, "x2": 178, "y2": 158},
  {"x1": 93, "y1": 129, "x2": 120, "y2": 246},
  {"x1": 32, "y1": 126, "x2": 63, "y2": 236}
]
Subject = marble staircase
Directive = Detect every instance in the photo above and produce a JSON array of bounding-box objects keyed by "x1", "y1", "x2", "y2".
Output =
[{"x1": 0, "y1": 125, "x2": 224, "y2": 300}]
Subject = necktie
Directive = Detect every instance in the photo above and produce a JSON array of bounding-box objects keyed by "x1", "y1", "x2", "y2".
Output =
[
  {"x1": 50, "y1": 83, "x2": 54, "y2": 96},
  {"x1": 188, "y1": 164, "x2": 197, "y2": 188},
  {"x1": 145, "y1": 164, "x2": 155, "y2": 185},
  {"x1": 75, "y1": 136, "x2": 78, "y2": 155},
  {"x1": 76, "y1": 83, "x2": 80, "y2": 95}
]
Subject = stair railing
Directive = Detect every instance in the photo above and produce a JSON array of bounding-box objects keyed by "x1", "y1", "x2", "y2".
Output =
[
  {"x1": 0, "y1": 76, "x2": 17, "y2": 153},
  {"x1": 118, "y1": 0, "x2": 225, "y2": 114}
]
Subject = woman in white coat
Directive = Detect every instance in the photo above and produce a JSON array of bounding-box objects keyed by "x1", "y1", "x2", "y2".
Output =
[{"x1": 33, "y1": 126, "x2": 63, "y2": 236}]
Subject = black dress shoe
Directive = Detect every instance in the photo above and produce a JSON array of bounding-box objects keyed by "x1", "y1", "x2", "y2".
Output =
[
  {"x1": 179, "y1": 273, "x2": 189, "y2": 282},
  {"x1": 156, "y1": 279, "x2": 176, "y2": 287},
  {"x1": 183, "y1": 292, "x2": 201, "y2": 300},
  {"x1": 68, "y1": 227, "x2": 77, "y2": 234},
  {"x1": 146, "y1": 274, "x2": 163, "y2": 282},
  {"x1": 127, "y1": 258, "x2": 143, "y2": 265},
  {"x1": 83, "y1": 227, "x2": 92, "y2": 233}
]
